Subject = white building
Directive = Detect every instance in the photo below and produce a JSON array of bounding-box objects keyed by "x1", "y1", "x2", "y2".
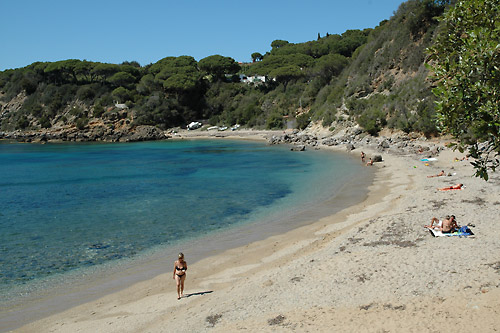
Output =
[{"x1": 239, "y1": 75, "x2": 266, "y2": 84}]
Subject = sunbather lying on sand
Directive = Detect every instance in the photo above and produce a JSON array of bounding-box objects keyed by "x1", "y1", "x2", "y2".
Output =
[
  {"x1": 438, "y1": 183, "x2": 464, "y2": 191},
  {"x1": 428, "y1": 170, "x2": 445, "y2": 178}
]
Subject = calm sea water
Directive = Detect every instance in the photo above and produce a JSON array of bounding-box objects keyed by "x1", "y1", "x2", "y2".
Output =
[{"x1": 0, "y1": 139, "x2": 366, "y2": 309}]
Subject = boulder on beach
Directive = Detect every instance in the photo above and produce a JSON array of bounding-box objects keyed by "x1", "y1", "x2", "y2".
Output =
[
  {"x1": 290, "y1": 145, "x2": 306, "y2": 151},
  {"x1": 126, "y1": 126, "x2": 166, "y2": 142}
]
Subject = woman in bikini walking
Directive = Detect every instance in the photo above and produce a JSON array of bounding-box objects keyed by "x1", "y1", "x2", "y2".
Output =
[{"x1": 173, "y1": 252, "x2": 187, "y2": 299}]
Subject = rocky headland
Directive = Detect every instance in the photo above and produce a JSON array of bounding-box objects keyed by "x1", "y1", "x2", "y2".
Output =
[{"x1": 0, "y1": 124, "x2": 167, "y2": 143}]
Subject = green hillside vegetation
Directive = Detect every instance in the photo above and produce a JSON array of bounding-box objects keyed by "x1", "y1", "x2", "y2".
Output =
[
  {"x1": 309, "y1": 0, "x2": 455, "y2": 136},
  {"x1": 0, "y1": 0, "x2": 453, "y2": 135},
  {"x1": 427, "y1": 0, "x2": 499, "y2": 180}
]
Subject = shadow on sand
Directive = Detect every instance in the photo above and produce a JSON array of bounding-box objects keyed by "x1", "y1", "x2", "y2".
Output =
[{"x1": 184, "y1": 290, "x2": 213, "y2": 298}]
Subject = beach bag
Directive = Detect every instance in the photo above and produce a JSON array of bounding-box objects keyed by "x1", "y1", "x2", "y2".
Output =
[{"x1": 459, "y1": 226, "x2": 472, "y2": 234}]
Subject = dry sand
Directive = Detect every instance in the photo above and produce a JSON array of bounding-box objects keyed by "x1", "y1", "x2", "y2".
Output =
[{"x1": 10, "y1": 130, "x2": 500, "y2": 332}]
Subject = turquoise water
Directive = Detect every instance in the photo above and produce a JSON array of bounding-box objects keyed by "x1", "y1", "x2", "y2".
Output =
[{"x1": 0, "y1": 139, "x2": 366, "y2": 308}]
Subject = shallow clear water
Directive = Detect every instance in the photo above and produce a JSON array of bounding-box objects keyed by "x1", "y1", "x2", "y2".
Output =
[{"x1": 0, "y1": 139, "x2": 365, "y2": 304}]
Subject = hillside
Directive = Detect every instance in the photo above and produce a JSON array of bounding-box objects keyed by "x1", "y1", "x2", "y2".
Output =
[{"x1": 0, "y1": 0, "x2": 454, "y2": 142}]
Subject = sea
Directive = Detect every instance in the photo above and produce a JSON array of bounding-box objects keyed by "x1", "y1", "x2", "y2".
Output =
[{"x1": 0, "y1": 139, "x2": 372, "y2": 330}]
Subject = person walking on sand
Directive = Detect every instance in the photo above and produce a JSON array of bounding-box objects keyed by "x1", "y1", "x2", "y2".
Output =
[
  {"x1": 361, "y1": 151, "x2": 366, "y2": 163},
  {"x1": 173, "y1": 252, "x2": 187, "y2": 300}
]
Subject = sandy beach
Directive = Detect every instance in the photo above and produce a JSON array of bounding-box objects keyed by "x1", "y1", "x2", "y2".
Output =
[{"x1": 9, "y1": 129, "x2": 500, "y2": 332}]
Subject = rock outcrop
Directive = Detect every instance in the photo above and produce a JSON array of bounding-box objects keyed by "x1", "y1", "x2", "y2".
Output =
[{"x1": 0, "y1": 125, "x2": 168, "y2": 143}]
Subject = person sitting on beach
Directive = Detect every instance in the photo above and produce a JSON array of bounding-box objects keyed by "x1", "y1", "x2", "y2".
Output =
[
  {"x1": 173, "y1": 252, "x2": 187, "y2": 300},
  {"x1": 366, "y1": 158, "x2": 373, "y2": 166},
  {"x1": 438, "y1": 183, "x2": 464, "y2": 191},
  {"x1": 441, "y1": 215, "x2": 458, "y2": 233},
  {"x1": 427, "y1": 170, "x2": 445, "y2": 178},
  {"x1": 425, "y1": 215, "x2": 457, "y2": 233}
]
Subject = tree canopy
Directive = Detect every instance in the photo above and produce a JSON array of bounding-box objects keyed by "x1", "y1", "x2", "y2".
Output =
[
  {"x1": 427, "y1": 0, "x2": 500, "y2": 180},
  {"x1": 198, "y1": 55, "x2": 240, "y2": 81},
  {"x1": 251, "y1": 52, "x2": 263, "y2": 62}
]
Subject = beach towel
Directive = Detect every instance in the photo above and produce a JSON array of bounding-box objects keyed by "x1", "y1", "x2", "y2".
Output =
[
  {"x1": 421, "y1": 158, "x2": 437, "y2": 162},
  {"x1": 428, "y1": 226, "x2": 474, "y2": 237}
]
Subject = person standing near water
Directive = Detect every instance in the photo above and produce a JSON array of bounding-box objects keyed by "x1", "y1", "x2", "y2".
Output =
[{"x1": 173, "y1": 252, "x2": 187, "y2": 299}]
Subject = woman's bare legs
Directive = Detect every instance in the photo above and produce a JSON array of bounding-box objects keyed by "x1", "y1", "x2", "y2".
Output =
[{"x1": 175, "y1": 275, "x2": 186, "y2": 299}]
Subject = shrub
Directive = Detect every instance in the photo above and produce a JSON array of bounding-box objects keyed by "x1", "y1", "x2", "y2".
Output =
[
  {"x1": 357, "y1": 108, "x2": 386, "y2": 135},
  {"x1": 40, "y1": 115, "x2": 51, "y2": 128},
  {"x1": 76, "y1": 117, "x2": 88, "y2": 130},
  {"x1": 266, "y1": 112, "x2": 284, "y2": 129},
  {"x1": 93, "y1": 106, "x2": 105, "y2": 118},
  {"x1": 296, "y1": 113, "x2": 311, "y2": 130},
  {"x1": 321, "y1": 109, "x2": 337, "y2": 127},
  {"x1": 21, "y1": 78, "x2": 37, "y2": 95},
  {"x1": 76, "y1": 85, "x2": 96, "y2": 101},
  {"x1": 30, "y1": 104, "x2": 43, "y2": 117},
  {"x1": 16, "y1": 116, "x2": 30, "y2": 129}
]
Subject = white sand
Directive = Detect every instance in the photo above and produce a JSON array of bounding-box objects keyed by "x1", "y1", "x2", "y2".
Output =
[{"x1": 11, "y1": 131, "x2": 500, "y2": 332}]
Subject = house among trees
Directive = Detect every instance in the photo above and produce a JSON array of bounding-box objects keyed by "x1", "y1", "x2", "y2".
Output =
[
  {"x1": 114, "y1": 102, "x2": 128, "y2": 110},
  {"x1": 239, "y1": 74, "x2": 266, "y2": 84}
]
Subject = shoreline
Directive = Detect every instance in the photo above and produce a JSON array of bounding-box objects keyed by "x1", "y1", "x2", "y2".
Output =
[
  {"x1": 8, "y1": 129, "x2": 500, "y2": 332},
  {"x1": 1, "y1": 133, "x2": 373, "y2": 332}
]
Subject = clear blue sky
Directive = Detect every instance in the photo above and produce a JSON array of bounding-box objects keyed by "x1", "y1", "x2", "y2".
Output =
[{"x1": 0, "y1": 0, "x2": 404, "y2": 71}]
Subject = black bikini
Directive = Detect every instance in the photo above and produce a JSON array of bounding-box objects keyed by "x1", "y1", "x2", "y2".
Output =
[{"x1": 176, "y1": 265, "x2": 186, "y2": 278}]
